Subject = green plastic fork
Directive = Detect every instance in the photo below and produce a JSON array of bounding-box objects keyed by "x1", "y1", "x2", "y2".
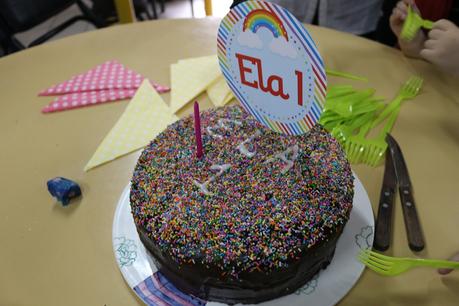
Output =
[
  {"x1": 401, "y1": 5, "x2": 434, "y2": 41},
  {"x1": 359, "y1": 105, "x2": 401, "y2": 166},
  {"x1": 325, "y1": 85, "x2": 355, "y2": 99},
  {"x1": 358, "y1": 249, "x2": 459, "y2": 276},
  {"x1": 343, "y1": 76, "x2": 423, "y2": 165},
  {"x1": 371, "y1": 76, "x2": 423, "y2": 129},
  {"x1": 326, "y1": 69, "x2": 368, "y2": 82},
  {"x1": 331, "y1": 108, "x2": 381, "y2": 144},
  {"x1": 320, "y1": 86, "x2": 382, "y2": 130},
  {"x1": 320, "y1": 86, "x2": 369, "y2": 128},
  {"x1": 320, "y1": 115, "x2": 345, "y2": 131},
  {"x1": 343, "y1": 102, "x2": 400, "y2": 165},
  {"x1": 326, "y1": 89, "x2": 376, "y2": 118},
  {"x1": 343, "y1": 119, "x2": 373, "y2": 164},
  {"x1": 320, "y1": 97, "x2": 382, "y2": 131}
]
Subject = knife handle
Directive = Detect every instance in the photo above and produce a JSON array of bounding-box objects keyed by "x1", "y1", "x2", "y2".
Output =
[
  {"x1": 399, "y1": 187, "x2": 425, "y2": 251},
  {"x1": 373, "y1": 187, "x2": 395, "y2": 251}
]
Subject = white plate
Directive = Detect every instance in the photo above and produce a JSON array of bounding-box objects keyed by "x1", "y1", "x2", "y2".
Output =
[{"x1": 113, "y1": 174, "x2": 374, "y2": 306}]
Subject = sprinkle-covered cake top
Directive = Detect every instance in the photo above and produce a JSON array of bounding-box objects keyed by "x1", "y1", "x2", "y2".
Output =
[{"x1": 130, "y1": 105, "x2": 353, "y2": 276}]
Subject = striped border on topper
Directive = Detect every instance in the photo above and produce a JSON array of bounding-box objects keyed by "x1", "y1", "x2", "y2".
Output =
[{"x1": 217, "y1": 0, "x2": 326, "y2": 135}]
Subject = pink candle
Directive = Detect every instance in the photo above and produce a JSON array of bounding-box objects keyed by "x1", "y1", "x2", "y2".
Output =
[{"x1": 193, "y1": 101, "x2": 204, "y2": 159}]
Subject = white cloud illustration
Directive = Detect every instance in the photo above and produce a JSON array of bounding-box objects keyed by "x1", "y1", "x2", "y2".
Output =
[
  {"x1": 237, "y1": 31, "x2": 263, "y2": 49},
  {"x1": 269, "y1": 37, "x2": 298, "y2": 59}
]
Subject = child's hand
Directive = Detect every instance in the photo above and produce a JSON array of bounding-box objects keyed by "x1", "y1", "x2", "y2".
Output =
[
  {"x1": 420, "y1": 20, "x2": 459, "y2": 76},
  {"x1": 438, "y1": 251, "x2": 459, "y2": 275},
  {"x1": 390, "y1": 0, "x2": 413, "y2": 37},
  {"x1": 389, "y1": 0, "x2": 427, "y2": 58}
]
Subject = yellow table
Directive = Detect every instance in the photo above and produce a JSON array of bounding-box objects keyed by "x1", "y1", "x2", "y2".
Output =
[{"x1": 0, "y1": 19, "x2": 458, "y2": 306}]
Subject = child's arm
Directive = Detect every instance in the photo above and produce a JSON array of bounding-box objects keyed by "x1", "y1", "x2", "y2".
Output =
[
  {"x1": 389, "y1": 0, "x2": 427, "y2": 58},
  {"x1": 420, "y1": 20, "x2": 459, "y2": 76}
]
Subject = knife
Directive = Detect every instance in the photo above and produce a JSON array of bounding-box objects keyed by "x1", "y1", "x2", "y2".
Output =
[
  {"x1": 386, "y1": 134, "x2": 425, "y2": 252},
  {"x1": 373, "y1": 151, "x2": 396, "y2": 251}
]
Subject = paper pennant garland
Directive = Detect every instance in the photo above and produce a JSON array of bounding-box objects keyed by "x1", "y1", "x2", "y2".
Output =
[
  {"x1": 207, "y1": 76, "x2": 232, "y2": 107},
  {"x1": 41, "y1": 89, "x2": 137, "y2": 113},
  {"x1": 222, "y1": 92, "x2": 235, "y2": 105},
  {"x1": 84, "y1": 80, "x2": 177, "y2": 171},
  {"x1": 178, "y1": 56, "x2": 215, "y2": 65},
  {"x1": 170, "y1": 55, "x2": 221, "y2": 113},
  {"x1": 39, "y1": 60, "x2": 170, "y2": 96}
]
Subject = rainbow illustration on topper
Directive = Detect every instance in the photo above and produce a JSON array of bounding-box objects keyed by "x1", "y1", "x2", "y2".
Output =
[{"x1": 243, "y1": 9, "x2": 288, "y2": 41}]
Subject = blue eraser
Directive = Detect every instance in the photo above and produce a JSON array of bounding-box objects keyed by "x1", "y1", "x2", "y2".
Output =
[{"x1": 47, "y1": 177, "x2": 81, "y2": 206}]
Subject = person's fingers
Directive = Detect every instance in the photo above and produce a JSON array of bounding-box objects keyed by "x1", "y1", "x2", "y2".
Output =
[
  {"x1": 392, "y1": 7, "x2": 406, "y2": 21},
  {"x1": 424, "y1": 39, "x2": 437, "y2": 50},
  {"x1": 420, "y1": 48, "x2": 437, "y2": 62},
  {"x1": 438, "y1": 267, "x2": 453, "y2": 275},
  {"x1": 433, "y1": 19, "x2": 456, "y2": 31},
  {"x1": 402, "y1": 0, "x2": 413, "y2": 7},
  {"x1": 400, "y1": 0, "x2": 421, "y2": 14},
  {"x1": 438, "y1": 252, "x2": 459, "y2": 275},
  {"x1": 428, "y1": 29, "x2": 443, "y2": 40},
  {"x1": 397, "y1": 1, "x2": 408, "y2": 13},
  {"x1": 395, "y1": 7, "x2": 407, "y2": 20}
]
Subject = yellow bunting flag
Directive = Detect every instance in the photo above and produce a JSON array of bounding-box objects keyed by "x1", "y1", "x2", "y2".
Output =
[
  {"x1": 222, "y1": 92, "x2": 235, "y2": 105},
  {"x1": 170, "y1": 55, "x2": 221, "y2": 113},
  {"x1": 84, "y1": 80, "x2": 177, "y2": 171},
  {"x1": 207, "y1": 76, "x2": 232, "y2": 107}
]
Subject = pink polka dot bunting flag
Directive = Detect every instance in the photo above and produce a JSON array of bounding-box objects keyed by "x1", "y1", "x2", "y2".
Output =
[
  {"x1": 39, "y1": 60, "x2": 170, "y2": 113},
  {"x1": 39, "y1": 60, "x2": 170, "y2": 96},
  {"x1": 41, "y1": 89, "x2": 137, "y2": 113}
]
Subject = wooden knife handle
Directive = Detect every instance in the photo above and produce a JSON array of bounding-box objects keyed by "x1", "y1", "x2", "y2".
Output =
[
  {"x1": 373, "y1": 187, "x2": 395, "y2": 251},
  {"x1": 399, "y1": 187, "x2": 425, "y2": 251}
]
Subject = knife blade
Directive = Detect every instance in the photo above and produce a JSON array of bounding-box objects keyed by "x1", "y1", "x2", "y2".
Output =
[
  {"x1": 386, "y1": 134, "x2": 425, "y2": 251},
  {"x1": 373, "y1": 151, "x2": 396, "y2": 251}
]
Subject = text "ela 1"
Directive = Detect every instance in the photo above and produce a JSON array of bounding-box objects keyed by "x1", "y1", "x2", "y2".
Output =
[{"x1": 236, "y1": 53, "x2": 307, "y2": 106}]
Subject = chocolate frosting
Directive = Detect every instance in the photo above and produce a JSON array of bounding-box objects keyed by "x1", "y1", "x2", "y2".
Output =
[{"x1": 130, "y1": 105, "x2": 353, "y2": 304}]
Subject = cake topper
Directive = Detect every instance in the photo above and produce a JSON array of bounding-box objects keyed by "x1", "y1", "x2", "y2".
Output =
[{"x1": 218, "y1": 0, "x2": 326, "y2": 135}]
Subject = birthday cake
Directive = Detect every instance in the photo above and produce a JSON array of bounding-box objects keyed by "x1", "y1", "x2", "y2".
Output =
[{"x1": 130, "y1": 105, "x2": 354, "y2": 304}]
